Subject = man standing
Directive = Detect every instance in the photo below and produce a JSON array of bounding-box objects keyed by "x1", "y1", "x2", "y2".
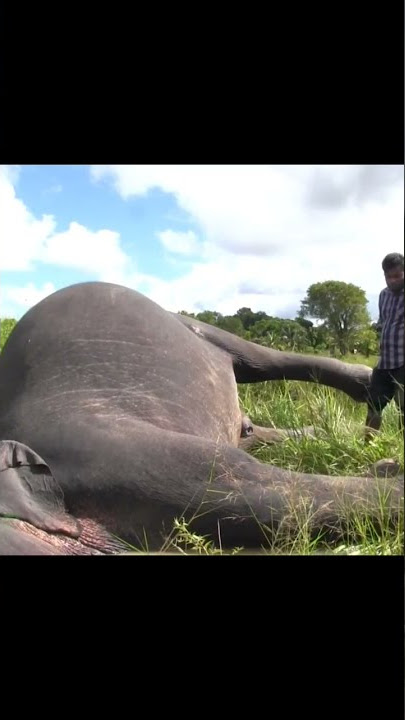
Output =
[{"x1": 365, "y1": 252, "x2": 404, "y2": 439}]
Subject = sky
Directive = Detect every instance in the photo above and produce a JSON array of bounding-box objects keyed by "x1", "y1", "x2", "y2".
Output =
[{"x1": 1, "y1": 164, "x2": 403, "y2": 323}]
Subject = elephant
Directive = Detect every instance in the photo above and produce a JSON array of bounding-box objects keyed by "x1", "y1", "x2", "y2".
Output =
[{"x1": 0, "y1": 281, "x2": 401, "y2": 554}]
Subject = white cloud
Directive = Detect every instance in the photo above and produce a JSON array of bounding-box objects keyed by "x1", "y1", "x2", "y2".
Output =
[
  {"x1": 91, "y1": 165, "x2": 404, "y2": 321},
  {"x1": 40, "y1": 222, "x2": 129, "y2": 282},
  {"x1": 0, "y1": 167, "x2": 131, "y2": 281},
  {"x1": 0, "y1": 169, "x2": 57, "y2": 271},
  {"x1": 90, "y1": 164, "x2": 403, "y2": 255},
  {"x1": 157, "y1": 229, "x2": 199, "y2": 255},
  {"x1": 1, "y1": 282, "x2": 58, "y2": 319},
  {"x1": 0, "y1": 165, "x2": 21, "y2": 185},
  {"x1": 130, "y1": 252, "x2": 381, "y2": 320},
  {"x1": 3, "y1": 282, "x2": 56, "y2": 308}
]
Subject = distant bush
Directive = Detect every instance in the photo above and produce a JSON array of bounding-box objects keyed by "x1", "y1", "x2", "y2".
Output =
[{"x1": 0, "y1": 318, "x2": 17, "y2": 352}]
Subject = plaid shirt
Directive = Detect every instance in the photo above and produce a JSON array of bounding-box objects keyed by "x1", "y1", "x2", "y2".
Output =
[{"x1": 377, "y1": 287, "x2": 404, "y2": 369}]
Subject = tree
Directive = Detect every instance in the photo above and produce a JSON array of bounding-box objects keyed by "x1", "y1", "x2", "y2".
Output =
[
  {"x1": 294, "y1": 316, "x2": 330, "y2": 352},
  {"x1": 246, "y1": 317, "x2": 284, "y2": 348},
  {"x1": 299, "y1": 281, "x2": 371, "y2": 355},
  {"x1": 217, "y1": 316, "x2": 244, "y2": 336},
  {"x1": 279, "y1": 320, "x2": 310, "y2": 352},
  {"x1": 245, "y1": 317, "x2": 310, "y2": 351},
  {"x1": 0, "y1": 318, "x2": 17, "y2": 352},
  {"x1": 195, "y1": 310, "x2": 223, "y2": 326},
  {"x1": 236, "y1": 307, "x2": 269, "y2": 330},
  {"x1": 311, "y1": 324, "x2": 331, "y2": 353},
  {"x1": 354, "y1": 327, "x2": 379, "y2": 357},
  {"x1": 295, "y1": 317, "x2": 313, "y2": 331}
]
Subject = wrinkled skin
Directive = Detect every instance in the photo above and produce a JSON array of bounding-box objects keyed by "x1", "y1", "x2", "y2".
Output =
[{"x1": 0, "y1": 281, "x2": 402, "y2": 555}]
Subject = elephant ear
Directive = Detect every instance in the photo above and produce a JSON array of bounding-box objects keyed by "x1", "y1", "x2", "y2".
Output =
[{"x1": 0, "y1": 440, "x2": 80, "y2": 537}]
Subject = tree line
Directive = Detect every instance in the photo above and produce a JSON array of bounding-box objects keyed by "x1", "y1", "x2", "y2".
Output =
[
  {"x1": 0, "y1": 281, "x2": 380, "y2": 357},
  {"x1": 179, "y1": 280, "x2": 379, "y2": 357}
]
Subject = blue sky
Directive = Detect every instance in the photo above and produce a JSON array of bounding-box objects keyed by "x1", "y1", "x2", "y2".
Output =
[
  {"x1": 6, "y1": 164, "x2": 200, "y2": 287},
  {"x1": 1, "y1": 164, "x2": 403, "y2": 322}
]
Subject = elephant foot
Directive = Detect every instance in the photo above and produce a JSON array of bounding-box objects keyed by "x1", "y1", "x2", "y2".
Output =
[{"x1": 366, "y1": 459, "x2": 403, "y2": 478}]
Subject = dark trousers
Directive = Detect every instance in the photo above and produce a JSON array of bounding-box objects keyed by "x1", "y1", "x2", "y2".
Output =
[
  {"x1": 365, "y1": 366, "x2": 404, "y2": 436},
  {"x1": 366, "y1": 366, "x2": 404, "y2": 414}
]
